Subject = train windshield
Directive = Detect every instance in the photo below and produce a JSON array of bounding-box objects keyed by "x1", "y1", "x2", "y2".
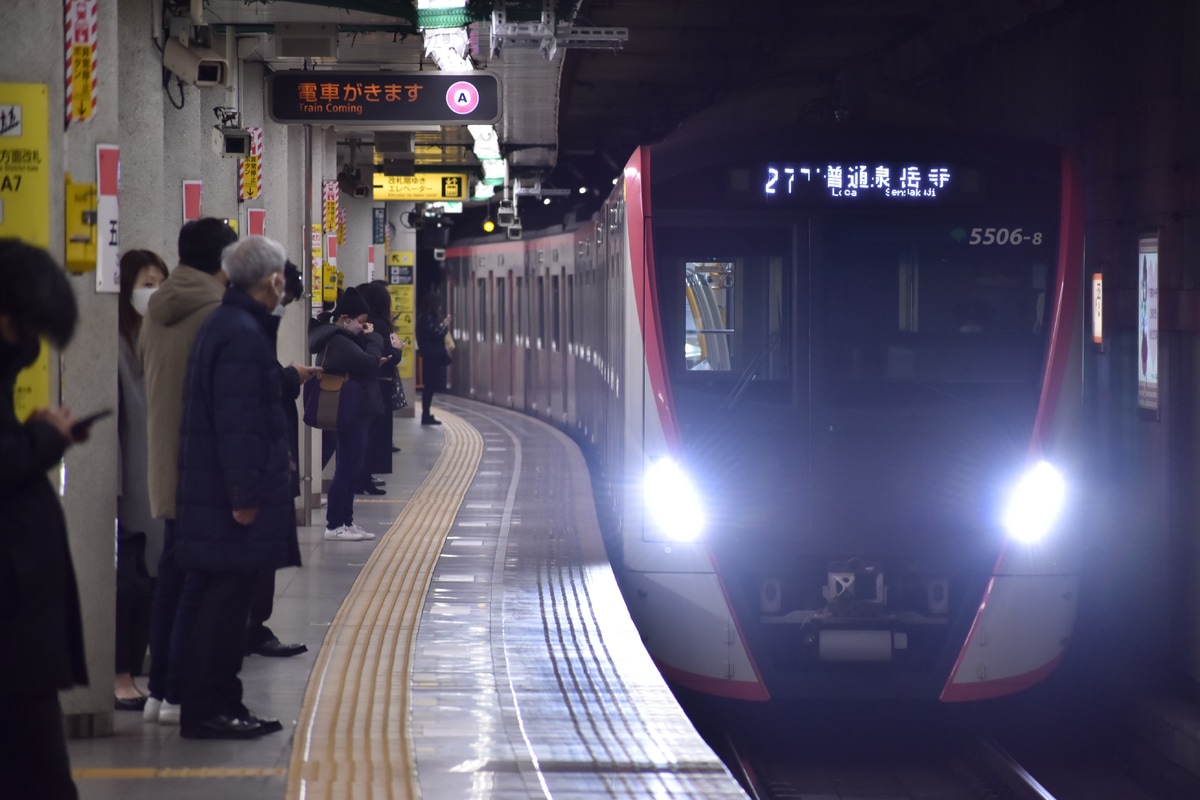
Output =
[{"x1": 820, "y1": 219, "x2": 1052, "y2": 407}]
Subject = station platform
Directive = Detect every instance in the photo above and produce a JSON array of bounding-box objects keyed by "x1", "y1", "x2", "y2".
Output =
[{"x1": 67, "y1": 398, "x2": 747, "y2": 799}]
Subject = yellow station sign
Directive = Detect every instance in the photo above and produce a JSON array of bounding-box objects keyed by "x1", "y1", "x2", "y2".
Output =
[{"x1": 372, "y1": 172, "x2": 467, "y2": 201}]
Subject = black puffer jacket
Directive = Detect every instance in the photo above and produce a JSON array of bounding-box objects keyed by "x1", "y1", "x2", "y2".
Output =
[
  {"x1": 174, "y1": 288, "x2": 302, "y2": 573},
  {"x1": 0, "y1": 356, "x2": 87, "y2": 692},
  {"x1": 309, "y1": 322, "x2": 384, "y2": 419}
]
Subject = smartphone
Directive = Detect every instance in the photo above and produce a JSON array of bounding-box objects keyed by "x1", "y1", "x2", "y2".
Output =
[{"x1": 71, "y1": 409, "x2": 112, "y2": 439}]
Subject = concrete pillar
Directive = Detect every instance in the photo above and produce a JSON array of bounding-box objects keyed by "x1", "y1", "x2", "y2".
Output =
[
  {"x1": 118, "y1": 0, "x2": 167, "y2": 259},
  {"x1": 0, "y1": 0, "x2": 123, "y2": 735}
]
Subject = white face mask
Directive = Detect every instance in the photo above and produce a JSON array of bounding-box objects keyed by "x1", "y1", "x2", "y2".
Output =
[
  {"x1": 272, "y1": 302, "x2": 287, "y2": 319},
  {"x1": 130, "y1": 287, "x2": 157, "y2": 317}
]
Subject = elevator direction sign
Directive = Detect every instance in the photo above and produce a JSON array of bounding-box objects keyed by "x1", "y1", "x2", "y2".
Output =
[
  {"x1": 373, "y1": 173, "x2": 467, "y2": 202},
  {"x1": 268, "y1": 71, "x2": 500, "y2": 125}
]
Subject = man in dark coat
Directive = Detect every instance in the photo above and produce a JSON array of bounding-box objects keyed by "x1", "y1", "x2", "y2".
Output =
[
  {"x1": 415, "y1": 291, "x2": 452, "y2": 425},
  {"x1": 175, "y1": 236, "x2": 302, "y2": 739},
  {"x1": 0, "y1": 240, "x2": 87, "y2": 799}
]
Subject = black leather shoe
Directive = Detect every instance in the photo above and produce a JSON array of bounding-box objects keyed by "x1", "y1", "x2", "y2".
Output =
[
  {"x1": 114, "y1": 695, "x2": 148, "y2": 711},
  {"x1": 248, "y1": 714, "x2": 283, "y2": 734},
  {"x1": 249, "y1": 637, "x2": 308, "y2": 658},
  {"x1": 370, "y1": 476, "x2": 385, "y2": 487},
  {"x1": 355, "y1": 484, "x2": 386, "y2": 496},
  {"x1": 391, "y1": 446, "x2": 401, "y2": 453},
  {"x1": 180, "y1": 714, "x2": 265, "y2": 740},
  {"x1": 421, "y1": 416, "x2": 442, "y2": 426}
]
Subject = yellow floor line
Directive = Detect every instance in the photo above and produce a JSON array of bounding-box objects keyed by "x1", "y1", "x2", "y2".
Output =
[
  {"x1": 74, "y1": 767, "x2": 285, "y2": 779},
  {"x1": 287, "y1": 411, "x2": 482, "y2": 800}
]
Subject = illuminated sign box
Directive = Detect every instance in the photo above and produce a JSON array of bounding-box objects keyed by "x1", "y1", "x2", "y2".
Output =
[
  {"x1": 373, "y1": 172, "x2": 468, "y2": 201},
  {"x1": 267, "y1": 71, "x2": 500, "y2": 125}
]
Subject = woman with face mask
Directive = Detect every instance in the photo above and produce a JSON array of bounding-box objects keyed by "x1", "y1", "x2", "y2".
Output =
[
  {"x1": 114, "y1": 249, "x2": 169, "y2": 711},
  {"x1": 307, "y1": 287, "x2": 384, "y2": 542}
]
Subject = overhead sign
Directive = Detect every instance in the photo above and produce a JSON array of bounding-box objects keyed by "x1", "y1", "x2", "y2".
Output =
[
  {"x1": 373, "y1": 172, "x2": 467, "y2": 201},
  {"x1": 267, "y1": 71, "x2": 500, "y2": 125}
]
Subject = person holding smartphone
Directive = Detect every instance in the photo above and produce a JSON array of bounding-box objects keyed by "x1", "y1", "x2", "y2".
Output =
[{"x1": 0, "y1": 239, "x2": 89, "y2": 799}]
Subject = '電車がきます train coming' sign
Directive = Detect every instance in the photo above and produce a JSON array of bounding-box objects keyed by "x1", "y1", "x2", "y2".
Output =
[{"x1": 267, "y1": 72, "x2": 500, "y2": 125}]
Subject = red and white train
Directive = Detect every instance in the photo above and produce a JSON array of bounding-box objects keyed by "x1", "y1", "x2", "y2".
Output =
[{"x1": 442, "y1": 122, "x2": 1085, "y2": 702}]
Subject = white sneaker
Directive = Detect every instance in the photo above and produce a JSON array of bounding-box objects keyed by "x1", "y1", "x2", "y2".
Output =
[
  {"x1": 158, "y1": 701, "x2": 181, "y2": 725},
  {"x1": 324, "y1": 525, "x2": 364, "y2": 542},
  {"x1": 347, "y1": 523, "x2": 376, "y2": 540},
  {"x1": 143, "y1": 696, "x2": 162, "y2": 723}
]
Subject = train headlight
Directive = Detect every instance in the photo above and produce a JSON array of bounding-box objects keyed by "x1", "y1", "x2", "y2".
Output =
[
  {"x1": 1003, "y1": 461, "x2": 1065, "y2": 544},
  {"x1": 644, "y1": 457, "x2": 705, "y2": 542}
]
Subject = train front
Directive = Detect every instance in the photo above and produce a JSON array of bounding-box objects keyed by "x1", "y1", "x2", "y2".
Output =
[{"x1": 622, "y1": 133, "x2": 1083, "y2": 702}]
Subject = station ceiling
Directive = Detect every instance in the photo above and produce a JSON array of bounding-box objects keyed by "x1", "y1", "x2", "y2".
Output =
[{"x1": 200, "y1": 0, "x2": 1074, "y2": 204}]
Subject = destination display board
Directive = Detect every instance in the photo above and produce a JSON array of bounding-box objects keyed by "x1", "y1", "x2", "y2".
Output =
[
  {"x1": 268, "y1": 71, "x2": 500, "y2": 125},
  {"x1": 761, "y1": 162, "x2": 954, "y2": 201}
]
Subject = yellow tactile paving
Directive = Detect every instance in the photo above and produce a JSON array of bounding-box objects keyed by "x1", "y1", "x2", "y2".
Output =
[{"x1": 287, "y1": 411, "x2": 482, "y2": 800}]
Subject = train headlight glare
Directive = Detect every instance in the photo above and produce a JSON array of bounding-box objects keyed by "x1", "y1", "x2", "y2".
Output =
[
  {"x1": 644, "y1": 458, "x2": 705, "y2": 542},
  {"x1": 1003, "y1": 461, "x2": 1065, "y2": 544}
]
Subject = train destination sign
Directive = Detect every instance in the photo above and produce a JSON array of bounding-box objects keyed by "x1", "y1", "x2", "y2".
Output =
[
  {"x1": 268, "y1": 71, "x2": 500, "y2": 125},
  {"x1": 762, "y1": 162, "x2": 953, "y2": 200},
  {"x1": 373, "y1": 172, "x2": 468, "y2": 202}
]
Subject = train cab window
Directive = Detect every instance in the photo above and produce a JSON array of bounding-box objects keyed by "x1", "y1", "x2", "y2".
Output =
[
  {"x1": 551, "y1": 275, "x2": 561, "y2": 352},
  {"x1": 681, "y1": 256, "x2": 790, "y2": 380},
  {"x1": 496, "y1": 277, "x2": 506, "y2": 344},
  {"x1": 822, "y1": 223, "x2": 1050, "y2": 405}
]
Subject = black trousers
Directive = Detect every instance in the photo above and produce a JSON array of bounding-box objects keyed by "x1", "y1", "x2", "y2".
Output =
[
  {"x1": 244, "y1": 569, "x2": 276, "y2": 650},
  {"x1": 115, "y1": 531, "x2": 153, "y2": 675},
  {"x1": 180, "y1": 570, "x2": 256, "y2": 728},
  {"x1": 0, "y1": 691, "x2": 77, "y2": 799}
]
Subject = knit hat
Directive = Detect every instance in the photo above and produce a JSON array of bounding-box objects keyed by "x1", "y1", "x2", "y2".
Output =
[{"x1": 333, "y1": 286, "x2": 369, "y2": 319}]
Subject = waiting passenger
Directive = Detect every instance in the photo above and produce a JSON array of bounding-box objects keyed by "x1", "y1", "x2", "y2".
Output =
[
  {"x1": 0, "y1": 239, "x2": 87, "y2": 800},
  {"x1": 113, "y1": 249, "x2": 168, "y2": 711},
  {"x1": 415, "y1": 292, "x2": 452, "y2": 425},
  {"x1": 356, "y1": 280, "x2": 401, "y2": 495},
  {"x1": 309, "y1": 286, "x2": 384, "y2": 541},
  {"x1": 174, "y1": 236, "x2": 301, "y2": 740},
  {"x1": 140, "y1": 217, "x2": 237, "y2": 726},
  {"x1": 243, "y1": 261, "x2": 315, "y2": 659}
]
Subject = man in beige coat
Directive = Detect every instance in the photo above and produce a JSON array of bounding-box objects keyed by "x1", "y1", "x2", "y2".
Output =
[{"x1": 140, "y1": 218, "x2": 236, "y2": 723}]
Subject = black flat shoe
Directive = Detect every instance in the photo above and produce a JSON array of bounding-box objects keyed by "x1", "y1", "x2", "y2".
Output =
[
  {"x1": 180, "y1": 714, "x2": 266, "y2": 740},
  {"x1": 421, "y1": 416, "x2": 442, "y2": 425},
  {"x1": 114, "y1": 695, "x2": 148, "y2": 711},
  {"x1": 355, "y1": 484, "x2": 386, "y2": 496},
  {"x1": 370, "y1": 476, "x2": 385, "y2": 487},
  {"x1": 249, "y1": 637, "x2": 308, "y2": 658},
  {"x1": 391, "y1": 446, "x2": 401, "y2": 453}
]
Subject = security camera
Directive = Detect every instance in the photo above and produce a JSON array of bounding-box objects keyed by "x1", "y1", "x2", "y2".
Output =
[
  {"x1": 497, "y1": 200, "x2": 516, "y2": 227},
  {"x1": 433, "y1": 248, "x2": 446, "y2": 262},
  {"x1": 212, "y1": 127, "x2": 250, "y2": 158},
  {"x1": 163, "y1": 38, "x2": 228, "y2": 88},
  {"x1": 505, "y1": 218, "x2": 522, "y2": 240}
]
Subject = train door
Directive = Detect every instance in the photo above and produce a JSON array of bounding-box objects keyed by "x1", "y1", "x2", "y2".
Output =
[{"x1": 535, "y1": 261, "x2": 550, "y2": 419}]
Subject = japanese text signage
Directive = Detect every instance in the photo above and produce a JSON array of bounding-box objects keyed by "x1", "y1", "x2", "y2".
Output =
[
  {"x1": 0, "y1": 83, "x2": 51, "y2": 421},
  {"x1": 373, "y1": 173, "x2": 467, "y2": 202},
  {"x1": 268, "y1": 71, "x2": 500, "y2": 125},
  {"x1": 762, "y1": 162, "x2": 953, "y2": 201}
]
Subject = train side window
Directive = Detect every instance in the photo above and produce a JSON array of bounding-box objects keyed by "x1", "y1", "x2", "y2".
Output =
[
  {"x1": 568, "y1": 275, "x2": 575, "y2": 347},
  {"x1": 496, "y1": 277, "x2": 506, "y2": 344},
  {"x1": 516, "y1": 276, "x2": 524, "y2": 346},
  {"x1": 477, "y1": 278, "x2": 487, "y2": 344},
  {"x1": 551, "y1": 274, "x2": 561, "y2": 352},
  {"x1": 537, "y1": 275, "x2": 545, "y2": 349}
]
